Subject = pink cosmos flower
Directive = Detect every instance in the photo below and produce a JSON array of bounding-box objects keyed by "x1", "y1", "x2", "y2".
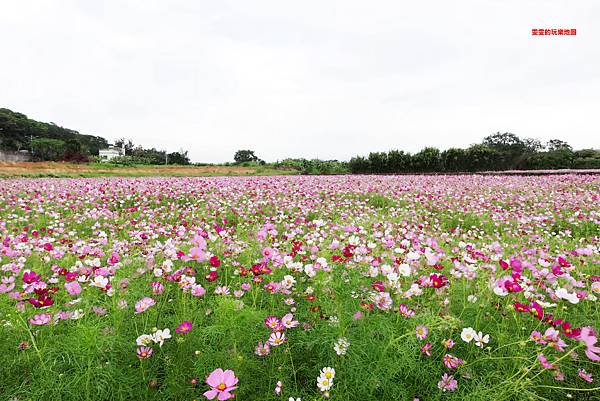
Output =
[
  {"x1": 438, "y1": 373, "x2": 458, "y2": 392},
  {"x1": 262, "y1": 247, "x2": 274, "y2": 259},
  {"x1": 255, "y1": 340, "x2": 270, "y2": 356},
  {"x1": 268, "y1": 331, "x2": 286, "y2": 346},
  {"x1": 416, "y1": 325, "x2": 428, "y2": 341},
  {"x1": 443, "y1": 354, "x2": 464, "y2": 369},
  {"x1": 577, "y1": 326, "x2": 600, "y2": 362},
  {"x1": 537, "y1": 354, "x2": 556, "y2": 369},
  {"x1": 64, "y1": 281, "x2": 81, "y2": 296},
  {"x1": 281, "y1": 313, "x2": 299, "y2": 329},
  {"x1": 136, "y1": 346, "x2": 153, "y2": 359},
  {"x1": 578, "y1": 369, "x2": 593, "y2": 383},
  {"x1": 203, "y1": 368, "x2": 238, "y2": 400},
  {"x1": 264, "y1": 316, "x2": 281, "y2": 331},
  {"x1": 0, "y1": 276, "x2": 15, "y2": 293},
  {"x1": 134, "y1": 297, "x2": 156, "y2": 314},
  {"x1": 398, "y1": 304, "x2": 415, "y2": 318},
  {"x1": 442, "y1": 339, "x2": 455, "y2": 349},
  {"x1": 92, "y1": 306, "x2": 107, "y2": 316},
  {"x1": 151, "y1": 281, "x2": 165, "y2": 295},
  {"x1": 530, "y1": 330, "x2": 546, "y2": 344},
  {"x1": 373, "y1": 292, "x2": 392, "y2": 310},
  {"x1": 421, "y1": 342, "x2": 432, "y2": 356},
  {"x1": 176, "y1": 321, "x2": 193, "y2": 334},
  {"x1": 554, "y1": 370, "x2": 565, "y2": 381},
  {"x1": 29, "y1": 313, "x2": 51, "y2": 326},
  {"x1": 274, "y1": 380, "x2": 282, "y2": 395},
  {"x1": 191, "y1": 284, "x2": 206, "y2": 297},
  {"x1": 189, "y1": 247, "x2": 207, "y2": 262}
]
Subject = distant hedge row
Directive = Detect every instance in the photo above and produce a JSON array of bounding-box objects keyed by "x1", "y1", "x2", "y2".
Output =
[{"x1": 348, "y1": 133, "x2": 600, "y2": 174}]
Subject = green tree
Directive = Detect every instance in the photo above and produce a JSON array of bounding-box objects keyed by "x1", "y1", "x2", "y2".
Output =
[
  {"x1": 441, "y1": 148, "x2": 467, "y2": 172},
  {"x1": 411, "y1": 147, "x2": 441, "y2": 172},
  {"x1": 387, "y1": 150, "x2": 411, "y2": 173},
  {"x1": 348, "y1": 156, "x2": 370, "y2": 173},
  {"x1": 115, "y1": 138, "x2": 135, "y2": 156},
  {"x1": 464, "y1": 144, "x2": 500, "y2": 171},
  {"x1": 234, "y1": 150, "x2": 259, "y2": 164},
  {"x1": 167, "y1": 150, "x2": 191, "y2": 165},
  {"x1": 31, "y1": 138, "x2": 66, "y2": 161},
  {"x1": 367, "y1": 152, "x2": 389, "y2": 173}
]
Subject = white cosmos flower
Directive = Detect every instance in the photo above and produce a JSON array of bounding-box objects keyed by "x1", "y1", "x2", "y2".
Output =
[
  {"x1": 91, "y1": 275, "x2": 108, "y2": 288},
  {"x1": 555, "y1": 287, "x2": 580, "y2": 304},
  {"x1": 320, "y1": 367, "x2": 335, "y2": 380},
  {"x1": 317, "y1": 375, "x2": 332, "y2": 392},
  {"x1": 461, "y1": 327, "x2": 476, "y2": 343},
  {"x1": 474, "y1": 331, "x2": 490, "y2": 348},
  {"x1": 398, "y1": 263, "x2": 411, "y2": 277},
  {"x1": 153, "y1": 328, "x2": 171, "y2": 347},
  {"x1": 136, "y1": 334, "x2": 154, "y2": 346},
  {"x1": 333, "y1": 337, "x2": 350, "y2": 356}
]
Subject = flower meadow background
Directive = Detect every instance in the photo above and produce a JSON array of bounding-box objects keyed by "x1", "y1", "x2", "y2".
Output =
[{"x1": 0, "y1": 175, "x2": 598, "y2": 401}]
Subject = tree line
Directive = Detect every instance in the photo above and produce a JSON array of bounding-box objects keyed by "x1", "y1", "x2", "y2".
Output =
[
  {"x1": 348, "y1": 133, "x2": 600, "y2": 173},
  {"x1": 0, "y1": 108, "x2": 190, "y2": 164},
  {"x1": 0, "y1": 108, "x2": 108, "y2": 161}
]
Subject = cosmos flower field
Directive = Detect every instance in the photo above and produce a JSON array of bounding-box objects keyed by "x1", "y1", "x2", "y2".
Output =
[{"x1": 0, "y1": 175, "x2": 599, "y2": 401}]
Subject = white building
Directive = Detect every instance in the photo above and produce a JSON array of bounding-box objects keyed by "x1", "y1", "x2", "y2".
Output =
[{"x1": 98, "y1": 145, "x2": 125, "y2": 161}]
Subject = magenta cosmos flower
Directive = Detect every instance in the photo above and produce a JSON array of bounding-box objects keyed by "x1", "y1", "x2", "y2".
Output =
[
  {"x1": 204, "y1": 368, "x2": 238, "y2": 400},
  {"x1": 176, "y1": 321, "x2": 193, "y2": 334}
]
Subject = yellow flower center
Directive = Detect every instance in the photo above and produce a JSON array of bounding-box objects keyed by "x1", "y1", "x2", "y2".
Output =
[
  {"x1": 325, "y1": 372, "x2": 332, "y2": 378},
  {"x1": 217, "y1": 383, "x2": 226, "y2": 391}
]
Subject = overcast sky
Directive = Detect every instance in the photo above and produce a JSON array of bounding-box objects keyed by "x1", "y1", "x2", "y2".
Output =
[{"x1": 1, "y1": 1, "x2": 598, "y2": 163}]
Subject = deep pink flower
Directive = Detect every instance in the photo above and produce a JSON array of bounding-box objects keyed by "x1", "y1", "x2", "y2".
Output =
[
  {"x1": 23, "y1": 271, "x2": 40, "y2": 284},
  {"x1": 176, "y1": 321, "x2": 193, "y2": 334},
  {"x1": 203, "y1": 368, "x2": 238, "y2": 400}
]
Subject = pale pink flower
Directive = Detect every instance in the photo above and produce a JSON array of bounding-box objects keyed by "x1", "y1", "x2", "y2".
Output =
[{"x1": 203, "y1": 368, "x2": 238, "y2": 400}]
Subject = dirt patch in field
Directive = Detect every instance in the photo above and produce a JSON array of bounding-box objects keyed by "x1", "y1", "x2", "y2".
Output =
[{"x1": 0, "y1": 162, "x2": 257, "y2": 176}]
